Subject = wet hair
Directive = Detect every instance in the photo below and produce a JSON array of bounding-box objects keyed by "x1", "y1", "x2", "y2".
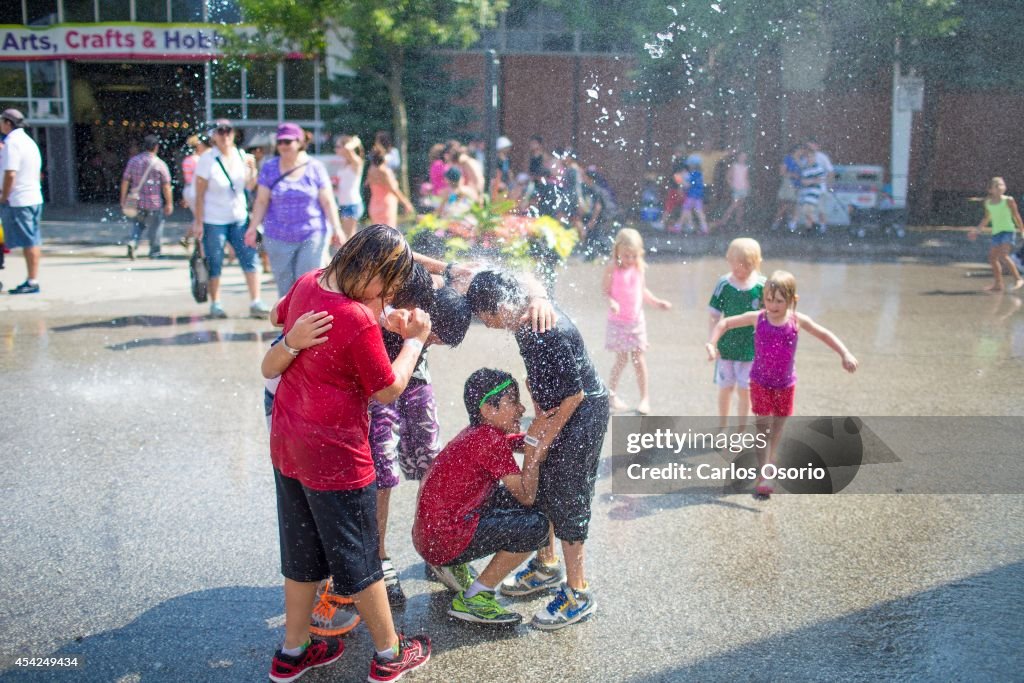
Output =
[
  {"x1": 429, "y1": 286, "x2": 472, "y2": 347},
  {"x1": 390, "y1": 262, "x2": 435, "y2": 311},
  {"x1": 726, "y1": 237, "x2": 763, "y2": 270},
  {"x1": 374, "y1": 131, "x2": 393, "y2": 149},
  {"x1": 142, "y1": 134, "x2": 160, "y2": 152},
  {"x1": 369, "y1": 151, "x2": 386, "y2": 167},
  {"x1": 464, "y1": 368, "x2": 519, "y2": 426},
  {"x1": 465, "y1": 270, "x2": 527, "y2": 316},
  {"x1": 764, "y1": 270, "x2": 798, "y2": 309},
  {"x1": 322, "y1": 224, "x2": 413, "y2": 301},
  {"x1": 444, "y1": 166, "x2": 462, "y2": 184},
  {"x1": 612, "y1": 228, "x2": 646, "y2": 271}
]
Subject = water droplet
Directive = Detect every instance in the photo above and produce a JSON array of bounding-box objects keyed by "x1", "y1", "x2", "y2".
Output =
[{"x1": 586, "y1": 88, "x2": 599, "y2": 99}]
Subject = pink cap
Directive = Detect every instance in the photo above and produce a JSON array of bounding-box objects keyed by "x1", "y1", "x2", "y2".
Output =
[{"x1": 276, "y1": 122, "x2": 304, "y2": 141}]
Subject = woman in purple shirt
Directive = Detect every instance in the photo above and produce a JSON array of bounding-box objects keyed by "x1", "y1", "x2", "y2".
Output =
[{"x1": 246, "y1": 122, "x2": 344, "y2": 297}]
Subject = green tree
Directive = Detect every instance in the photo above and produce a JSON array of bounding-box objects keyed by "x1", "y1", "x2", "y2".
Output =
[
  {"x1": 322, "y1": 47, "x2": 477, "y2": 187},
  {"x1": 234, "y1": 0, "x2": 507, "y2": 194}
]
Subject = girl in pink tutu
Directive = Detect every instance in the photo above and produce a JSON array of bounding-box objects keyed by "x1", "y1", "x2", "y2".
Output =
[{"x1": 604, "y1": 228, "x2": 672, "y2": 415}]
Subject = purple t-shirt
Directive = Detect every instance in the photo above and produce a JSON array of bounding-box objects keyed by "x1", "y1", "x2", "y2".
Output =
[
  {"x1": 258, "y1": 157, "x2": 330, "y2": 243},
  {"x1": 750, "y1": 311, "x2": 799, "y2": 389}
]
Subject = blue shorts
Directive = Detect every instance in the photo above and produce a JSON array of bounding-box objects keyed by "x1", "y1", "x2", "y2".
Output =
[
  {"x1": 338, "y1": 203, "x2": 363, "y2": 220},
  {"x1": 992, "y1": 231, "x2": 1016, "y2": 247},
  {"x1": 202, "y1": 220, "x2": 257, "y2": 278},
  {"x1": 1, "y1": 204, "x2": 43, "y2": 248}
]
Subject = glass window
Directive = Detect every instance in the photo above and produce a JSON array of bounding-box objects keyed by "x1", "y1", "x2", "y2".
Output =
[
  {"x1": 246, "y1": 61, "x2": 277, "y2": 100},
  {"x1": 210, "y1": 60, "x2": 242, "y2": 99},
  {"x1": 135, "y1": 0, "x2": 168, "y2": 22},
  {"x1": 283, "y1": 59, "x2": 315, "y2": 100},
  {"x1": 26, "y1": 0, "x2": 59, "y2": 25},
  {"x1": 170, "y1": 0, "x2": 203, "y2": 22},
  {"x1": 212, "y1": 103, "x2": 242, "y2": 119},
  {"x1": 30, "y1": 61, "x2": 60, "y2": 99},
  {"x1": 207, "y1": 0, "x2": 241, "y2": 24},
  {"x1": 0, "y1": 2, "x2": 21, "y2": 23},
  {"x1": 98, "y1": 0, "x2": 130, "y2": 21},
  {"x1": 63, "y1": 0, "x2": 96, "y2": 22},
  {"x1": 0, "y1": 63, "x2": 28, "y2": 99},
  {"x1": 284, "y1": 104, "x2": 315, "y2": 121},
  {"x1": 247, "y1": 103, "x2": 278, "y2": 121}
]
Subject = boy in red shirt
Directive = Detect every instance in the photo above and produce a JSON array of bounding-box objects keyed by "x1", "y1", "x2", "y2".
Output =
[{"x1": 413, "y1": 368, "x2": 551, "y2": 625}]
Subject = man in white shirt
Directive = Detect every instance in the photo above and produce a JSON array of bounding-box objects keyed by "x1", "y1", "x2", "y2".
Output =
[
  {"x1": 0, "y1": 109, "x2": 44, "y2": 294},
  {"x1": 807, "y1": 139, "x2": 834, "y2": 226}
]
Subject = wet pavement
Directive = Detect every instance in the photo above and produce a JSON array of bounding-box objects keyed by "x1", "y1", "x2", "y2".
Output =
[{"x1": 1, "y1": 248, "x2": 1023, "y2": 682}]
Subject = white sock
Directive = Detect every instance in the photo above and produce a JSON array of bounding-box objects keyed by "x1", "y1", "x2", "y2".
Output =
[
  {"x1": 376, "y1": 642, "x2": 400, "y2": 661},
  {"x1": 27, "y1": 279, "x2": 38, "y2": 285},
  {"x1": 282, "y1": 639, "x2": 308, "y2": 657},
  {"x1": 464, "y1": 580, "x2": 492, "y2": 599}
]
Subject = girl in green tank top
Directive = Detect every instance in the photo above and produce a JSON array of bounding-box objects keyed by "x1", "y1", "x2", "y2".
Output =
[{"x1": 971, "y1": 176, "x2": 1024, "y2": 291}]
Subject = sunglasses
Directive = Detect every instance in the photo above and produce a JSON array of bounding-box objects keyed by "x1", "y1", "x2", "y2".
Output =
[
  {"x1": 276, "y1": 139, "x2": 298, "y2": 145},
  {"x1": 215, "y1": 126, "x2": 233, "y2": 134}
]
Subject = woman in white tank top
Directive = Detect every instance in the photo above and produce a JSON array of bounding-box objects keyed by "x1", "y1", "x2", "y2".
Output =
[{"x1": 332, "y1": 134, "x2": 365, "y2": 241}]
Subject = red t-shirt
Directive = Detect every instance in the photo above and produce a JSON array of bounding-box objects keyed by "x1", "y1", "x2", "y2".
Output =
[
  {"x1": 413, "y1": 425, "x2": 521, "y2": 565},
  {"x1": 270, "y1": 271, "x2": 395, "y2": 491}
]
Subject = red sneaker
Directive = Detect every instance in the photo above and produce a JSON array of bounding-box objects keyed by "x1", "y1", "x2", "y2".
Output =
[
  {"x1": 269, "y1": 636, "x2": 344, "y2": 682},
  {"x1": 367, "y1": 634, "x2": 431, "y2": 682}
]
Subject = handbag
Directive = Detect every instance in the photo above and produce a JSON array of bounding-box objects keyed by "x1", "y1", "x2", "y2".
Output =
[
  {"x1": 189, "y1": 241, "x2": 210, "y2": 303},
  {"x1": 123, "y1": 156, "x2": 158, "y2": 219}
]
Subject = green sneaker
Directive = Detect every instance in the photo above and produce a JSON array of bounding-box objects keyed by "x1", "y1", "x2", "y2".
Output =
[
  {"x1": 428, "y1": 562, "x2": 476, "y2": 592},
  {"x1": 448, "y1": 591, "x2": 523, "y2": 625}
]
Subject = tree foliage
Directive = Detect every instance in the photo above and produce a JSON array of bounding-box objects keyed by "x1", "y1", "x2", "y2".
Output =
[{"x1": 233, "y1": 0, "x2": 508, "y2": 192}]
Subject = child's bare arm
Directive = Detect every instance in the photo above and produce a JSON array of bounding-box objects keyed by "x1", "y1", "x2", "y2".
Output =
[
  {"x1": 269, "y1": 300, "x2": 283, "y2": 327},
  {"x1": 1009, "y1": 197, "x2": 1024, "y2": 232},
  {"x1": 797, "y1": 313, "x2": 858, "y2": 373},
  {"x1": 530, "y1": 391, "x2": 584, "y2": 451},
  {"x1": 706, "y1": 311, "x2": 758, "y2": 359},
  {"x1": 603, "y1": 264, "x2": 619, "y2": 315},
  {"x1": 643, "y1": 287, "x2": 672, "y2": 310},
  {"x1": 260, "y1": 311, "x2": 334, "y2": 379},
  {"x1": 501, "y1": 417, "x2": 550, "y2": 505},
  {"x1": 518, "y1": 271, "x2": 557, "y2": 333}
]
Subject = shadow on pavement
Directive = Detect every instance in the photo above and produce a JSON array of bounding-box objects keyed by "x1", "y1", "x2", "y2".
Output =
[
  {"x1": 52, "y1": 315, "x2": 214, "y2": 332},
  {"x1": 0, "y1": 586, "x2": 282, "y2": 682},
  {"x1": 628, "y1": 560, "x2": 1024, "y2": 682},
  {"x1": 107, "y1": 329, "x2": 278, "y2": 351}
]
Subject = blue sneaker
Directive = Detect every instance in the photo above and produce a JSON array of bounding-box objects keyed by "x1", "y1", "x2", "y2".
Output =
[
  {"x1": 209, "y1": 301, "x2": 228, "y2": 319},
  {"x1": 499, "y1": 558, "x2": 563, "y2": 597},
  {"x1": 531, "y1": 583, "x2": 595, "y2": 631},
  {"x1": 9, "y1": 280, "x2": 39, "y2": 295}
]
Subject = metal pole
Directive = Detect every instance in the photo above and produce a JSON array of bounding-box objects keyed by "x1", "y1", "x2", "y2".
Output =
[{"x1": 484, "y1": 49, "x2": 499, "y2": 194}]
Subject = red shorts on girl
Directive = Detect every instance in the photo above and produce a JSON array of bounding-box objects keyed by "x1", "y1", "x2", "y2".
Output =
[{"x1": 750, "y1": 382, "x2": 795, "y2": 417}]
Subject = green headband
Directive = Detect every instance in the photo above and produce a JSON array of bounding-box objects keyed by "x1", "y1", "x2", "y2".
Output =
[{"x1": 478, "y1": 379, "x2": 513, "y2": 409}]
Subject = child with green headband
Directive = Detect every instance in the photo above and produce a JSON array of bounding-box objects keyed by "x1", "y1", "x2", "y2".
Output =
[{"x1": 413, "y1": 368, "x2": 552, "y2": 625}]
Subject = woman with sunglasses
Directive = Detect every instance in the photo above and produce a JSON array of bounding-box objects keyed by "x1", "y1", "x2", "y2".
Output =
[
  {"x1": 190, "y1": 119, "x2": 267, "y2": 318},
  {"x1": 247, "y1": 122, "x2": 345, "y2": 298}
]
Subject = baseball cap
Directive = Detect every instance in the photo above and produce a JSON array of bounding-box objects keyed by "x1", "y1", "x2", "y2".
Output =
[
  {"x1": 495, "y1": 136, "x2": 512, "y2": 151},
  {"x1": 276, "y1": 122, "x2": 304, "y2": 141},
  {"x1": 1, "y1": 108, "x2": 25, "y2": 126}
]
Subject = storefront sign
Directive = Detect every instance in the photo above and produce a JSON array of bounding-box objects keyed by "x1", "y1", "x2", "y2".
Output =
[{"x1": 0, "y1": 23, "x2": 258, "y2": 61}]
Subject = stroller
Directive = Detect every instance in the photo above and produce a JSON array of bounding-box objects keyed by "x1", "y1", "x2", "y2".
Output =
[{"x1": 825, "y1": 165, "x2": 907, "y2": 238}]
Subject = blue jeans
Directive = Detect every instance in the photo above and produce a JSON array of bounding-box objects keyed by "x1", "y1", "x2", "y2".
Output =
[
  {"x1": 130, "y1": 209, "x2": 165, "y2": 256},
  {"x1": 262, "y1": 232, "x2": 326, "y2": 297},
  {"x1": 202, "y1": 220, "x2": 257, "y2": 278}
]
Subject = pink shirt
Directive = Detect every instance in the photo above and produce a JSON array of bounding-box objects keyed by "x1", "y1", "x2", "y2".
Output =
[
  {"x1": 750, "y1": 311, "x2": 799, "y2": 388},
  {"x1": 729, "y1": 162, "x2": 750, "y2": 191},
  {"x1": 429, "y1": 159, "x2": 449, "y2": 196},
  {"x1": 609, "y1": 266, "x2": 644, "y2": 323}
]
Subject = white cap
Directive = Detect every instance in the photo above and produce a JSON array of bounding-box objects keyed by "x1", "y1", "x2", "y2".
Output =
[{"x1": 496, "y1": 136, "x2": 512, "y2": 151}]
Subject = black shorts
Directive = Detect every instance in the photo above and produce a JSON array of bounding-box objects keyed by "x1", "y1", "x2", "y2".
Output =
[
  {"x1": 535, "y1": 395, "x2": 609, "y2": 543},
  {"x1": 274, "y1": 469, "x2": 383, "y2": 595},
  {"x1": 448, "y1": 487, "x2": 550, "y2": 566}
]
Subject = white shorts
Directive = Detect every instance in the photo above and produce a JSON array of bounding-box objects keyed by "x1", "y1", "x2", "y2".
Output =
[{"x1": 715, "y1": 360, "x2": 753, "y2": 389}]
